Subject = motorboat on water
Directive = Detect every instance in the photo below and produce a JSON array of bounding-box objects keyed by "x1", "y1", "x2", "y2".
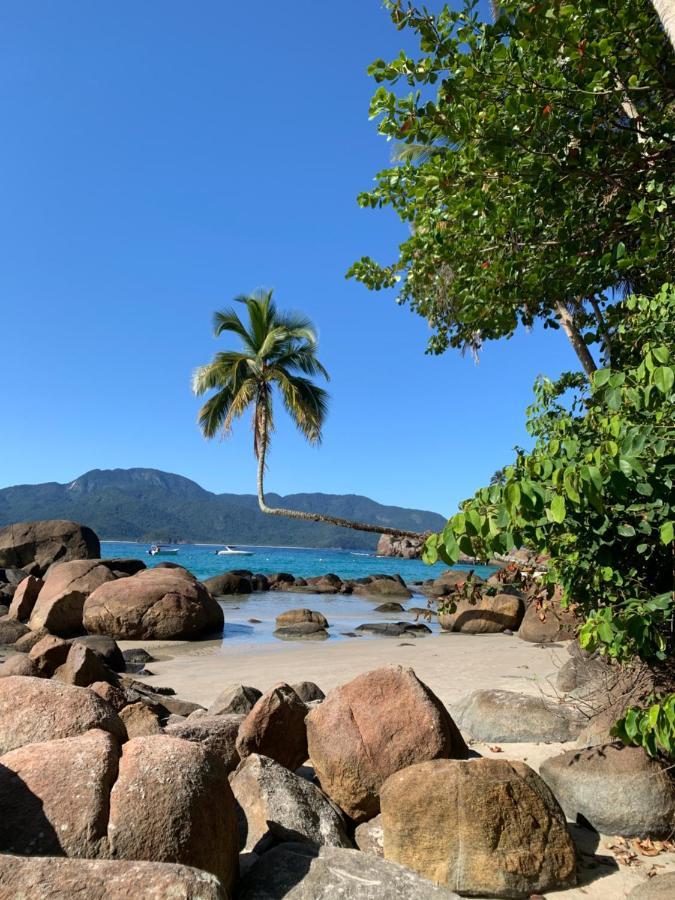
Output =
[
  {"x1": 215, "y1": 545, "x2": 253, "y2": 556},
  {"x1": 148, "y1": 544, "x2": 180, "y2": 556}
]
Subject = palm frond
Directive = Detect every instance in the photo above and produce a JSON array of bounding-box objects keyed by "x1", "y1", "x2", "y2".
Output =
[{"x1": 270, "y1": 370, "x2": 329, "y2": 445}]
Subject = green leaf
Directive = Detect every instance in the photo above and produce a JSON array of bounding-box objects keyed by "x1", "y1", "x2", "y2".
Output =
[
  {"x1": 617, "y1": 524, "x2": 636, "y2": 537},
  {"x1": 660, "y1": 521, "x2": 674, "y2": 544},
  {"x1": 653, "y1": 366, "x2": 674, "y2": 394},
  {"x1": 550, "y1": 494, "x2": 566, "y2": 523}
]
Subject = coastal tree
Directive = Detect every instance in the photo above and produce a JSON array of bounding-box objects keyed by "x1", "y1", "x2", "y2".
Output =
[
  {"x1": 192, "y1": 289, "x2": 421, "y2": 539},
  {"x1": 348, "y1": 0, "x2": 674, "y2": 375}
]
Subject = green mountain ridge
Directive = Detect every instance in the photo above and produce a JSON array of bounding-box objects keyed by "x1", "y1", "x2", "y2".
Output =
[{"x1": 0, "y1": 468, "x2": 447, "y2": 551}]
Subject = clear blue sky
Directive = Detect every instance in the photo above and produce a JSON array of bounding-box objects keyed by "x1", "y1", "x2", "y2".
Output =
[{"x1": 0, "y1": 1, "x2": 579, "y2": 517}]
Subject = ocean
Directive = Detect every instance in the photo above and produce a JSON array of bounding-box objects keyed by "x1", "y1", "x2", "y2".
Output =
[{"x1": 100, "y1": 541, "x2": 497, "y2": 645}]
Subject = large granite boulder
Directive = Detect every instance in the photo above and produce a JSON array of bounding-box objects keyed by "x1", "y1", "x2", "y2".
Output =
[
  {"x1": 353, "y1": 578, "x2": 412, "y2": 599},
  {"x1": 0, "y1": 729, "x2": 119, "y2": 857},
  {"x1": 73, "y1": 634, "x2": 125, "y2": 671},
  {"x1": 428, "y1": 569, "x2": 484, "y2": 597},
  {"x1": 518, "y1": 594, "x2": 580, "y2": 643},
  {"x1": 107, "y1": 735, "x2": 238, "y2": 893},
  {"x1": 540, "y1": 743, "x2": 675, "y2": 837},
  {"x1": 7, "y1": 575, "x2": 43, "y2": 621},
  {"x1": 0, "y1": 856, "x2": 226, "y2": 900},
  {"x1": 376, "y1": 534, "x2": 427, "y2": 559},
  {"x1": 452, "y1": 689, "x2": 585, "y2": 743},
  {"x1": 0, "y1": 520, "x2": 100, "y2": 576},
  {"x1": 354, "y1": 814, "x2": 384, "y2": 857},
  {"x1": 203, "y1": 572, "x2": 252, "y2": 595},
  {"x1": 274, "y1": 622, "x2": 329, "y2": 641},
  {"x1": 236, "y1": 683, "x2": 308, "y2": 771},
  {"x1": 306, "y1": 666, "x2": 468, "y2": 822},
  {"x1": 237, "y1": 843, "x2": 460, "y2": 899},
  {"x1": 232, "y1": 753, "x2": 352, "y2": 853},
  {"x1": 29, "y1": 560, "x2": 117, "y2": 636},
  {"x1": 28, "y1": 634, "x2": 71, "y2": 676},
  {"x1": 83, "y1": 567, "x2": 224, "y2": 639},
  {"x1": 439, "y1": 592, "x2": 524, "y2": 633},
  {"x1": 119, "y1": 702, "x2": 163, "y2": 738},
  {"x1": 208, "y1": 683, "x2": 262, "y2": 716},
  {"x1": 0, "y1": 654, "x2": 40, "y2": 677},
  {"x1": 380, "y1": 758, "x2": 577, "y2": 897},
  {"x1": 165, "y1": 714, "x2": 244, "y2": 774},
  {"x1": 0, "y1": 676, "x2": 126, "y2": 754},
  {"x1": 54, "y1": 642, "x2": 116, "y2": 687},
  {"x1": 276, "y1": 608, "x2": 328, "y2": 628}
]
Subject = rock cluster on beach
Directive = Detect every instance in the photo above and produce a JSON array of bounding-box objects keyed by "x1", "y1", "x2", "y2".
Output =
[{"x1": 1, "y1": 519, "x2": 674, "y2": 897}]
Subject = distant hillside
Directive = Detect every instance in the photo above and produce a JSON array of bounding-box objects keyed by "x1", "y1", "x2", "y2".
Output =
[{"x1": 0, "y1": 468, "x2": 446, "y2": 551}]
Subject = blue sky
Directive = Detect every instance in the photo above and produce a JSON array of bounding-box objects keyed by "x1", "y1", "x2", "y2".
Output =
[{"x1": 0, "y1": 1, "x2": 579, "y2": 517}]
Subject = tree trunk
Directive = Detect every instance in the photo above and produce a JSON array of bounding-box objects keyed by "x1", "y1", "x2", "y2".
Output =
[
  {"x1": 651, "y1": 0, "x2": 675, "y2": 50},
  {"x1": 555, "y1": 301, "x2": 598, "y2": 377},
  {"x1": 255, "y1": 402, "x2": 423, "y2": 540}
]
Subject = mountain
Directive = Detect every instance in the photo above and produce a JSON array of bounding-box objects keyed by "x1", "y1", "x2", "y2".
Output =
[{"x1": 0, "y1": 468, "x2": 446, "y2": 551}]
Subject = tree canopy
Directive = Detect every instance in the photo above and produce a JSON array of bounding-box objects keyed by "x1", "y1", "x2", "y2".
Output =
[{"x1": 349, "y1": 0, "x2": 674, "y2": 371}]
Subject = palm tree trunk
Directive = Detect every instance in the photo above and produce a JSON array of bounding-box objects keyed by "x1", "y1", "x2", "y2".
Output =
[
  {"x1": 651, "y1": 0, "x2": 675, "y2": 50},
  {"x1": 555, "y1": 301, "x2": 598, "y2": 377},
  {"x1": 255, "y1": 402, "x2": 423, "y2": 540}
]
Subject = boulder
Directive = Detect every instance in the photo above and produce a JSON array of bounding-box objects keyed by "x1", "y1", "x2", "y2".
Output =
[
  {"x1": 29, "y1": 560, "x2": 117, "y2": 636},
  {"x1": 628, "y1": 873, "x2": 675, "y2": 899},
  {"x1": 107, "y1": 735, "x2": 238, "y2": 892},
  {"x1": 540, "y1": 743, "x2": 675, "y2": 837},
  {"x1": 439, "y1": 592, "x2": 524, "y2": 634},
  {"x1": 203, "y1": 572, "x2": 252, "y2": 595},
  {"x1": 380, "y1": 758, "x2": 577, "y2": 897},
  {"x1": 0, "y1": 520, "x2": 100, "y2": 576},
  {"x1": 0, "y1": 729, "x2": 119, "y2": 857},
  {"x1": 0, "y1": 856, "x2": 225, "y2": 900},
  {"x1": 267, "y1": 572, "x2": 295, "y2": 587},
  {"x1": 306, "y1": 666, "x2": 468, "y2": 822},
  {"x1": 452, "y1": 689, "x2": 585, "y2": 743},
  {"x1": 428, "y1": 569, "x2": 483, "y2": 597},
  {"x1": 354, "y1": 814, "x2": 384, "y2": 857},
  {"x1": 208, "y1": 683, "x2": 262, "y2": 716},
  {"x1": 0, "y1": 616, "x2": 29, "y2": 644},
  {"x1": 28, "y1": 634, "x2": 71, "y2": 676},
  {"x1": 7, "y1": 575, "x2": 43, "y2": 621},
  {"x1": 72, "y1": 634, "x2": 125, "y2": 671},
  {"x1": 237, "y1": 683, "x2": 308, "y2": 771},
  {"x1": 376, "y1": 534, "x2": 427, "y2": 559},
  {"x1": 122, "y1": 647, "x2": 155, "y2": 670},
  {"x1": 83, "y1": 567, "x2": 224, "y2": 639},
  {"x1": 165, "y1": 714, "x2": 244, "y2": 774},
  {"x1": 232, "y1": 753, "x2": 352, "y2": 853},
  {"x1": 353, "y1": 578, "x2": 412, "y2": 599},
  {"x1": 0, "y1": 654, "x2": 40, "y2": 677},
  {"x1": 374, "y1": 602, "x2": 405, "y2": 612},
  {"x1": 274, "y1": 623, "x2": 329, "y2": 641},
  {"x1": 119, "y1": 701, "x2": 163, "y2": 737},
  {"x1": 90, "y1": 680, "x2": 127, "y2": 711},
  {"x1": 100, "y1": 558, "x2": 147, "y2": 576},
  {"x1": 518, "y1": 595, "x2": 580, "y2": 643},
  {"x1": 355, "y1": 622, "x2": 432, "y2": 637},
  {"x1": 54, "y1": 642, "x2": 116, "y2": 687},
  {"x1": 237, "y1": 843, "x2": 460, "y2": 900},
  {"x1": 13, "y1": 627, "x2": 50, "y2": 652},
  {"x1": 0, "y1": 676, "x2": 126, "y2": 754},
  {"x1": 291, "y1": 681, "x2": 325, "y2": 703},
  {"x1": 276, "y1": 608, "x2": 328, "y2": 628}
]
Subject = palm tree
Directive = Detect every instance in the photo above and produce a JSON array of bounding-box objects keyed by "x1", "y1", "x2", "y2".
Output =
[{"x1": 192, "y1": 289, "x2": 421, "y2": 538}]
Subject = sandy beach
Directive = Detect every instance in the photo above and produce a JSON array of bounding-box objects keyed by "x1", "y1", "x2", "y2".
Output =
[{"x1": 117, "y1": 632, "x2": 675, "y2": 899}]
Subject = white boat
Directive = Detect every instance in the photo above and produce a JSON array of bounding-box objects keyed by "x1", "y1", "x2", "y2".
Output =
[
  {"x1": 216, "y1": 545, "x2": 253, "y2": 556},
  {"x1": 148, "y1": 544, "x2": 180, "y2": 556}
]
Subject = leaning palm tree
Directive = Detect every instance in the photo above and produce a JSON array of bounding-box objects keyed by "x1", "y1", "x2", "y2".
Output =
[{"x1": 192, "y1": 289, "x2": 421, "y2": 538}]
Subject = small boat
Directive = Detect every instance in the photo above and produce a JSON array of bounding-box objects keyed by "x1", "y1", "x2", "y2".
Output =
[
  {"x1": 216, "y1": 545, "x2": 253, "y2": 556},
  {"x1": 148, "y1": 544, "x2": 180, "y2": 556}
]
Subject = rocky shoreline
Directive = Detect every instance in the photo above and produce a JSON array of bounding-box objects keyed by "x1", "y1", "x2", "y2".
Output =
[{"x1": 1, "y1": 520, "x2": 674, "y2": 898}]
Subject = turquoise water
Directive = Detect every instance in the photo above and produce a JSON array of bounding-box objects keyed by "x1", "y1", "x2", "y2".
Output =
[
  {"x1": 100, "y1": 541, "x2": 497, "y2": 645},
  {"x1": 101, "y1": 540, "x2": 495, "y2": 583}
]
